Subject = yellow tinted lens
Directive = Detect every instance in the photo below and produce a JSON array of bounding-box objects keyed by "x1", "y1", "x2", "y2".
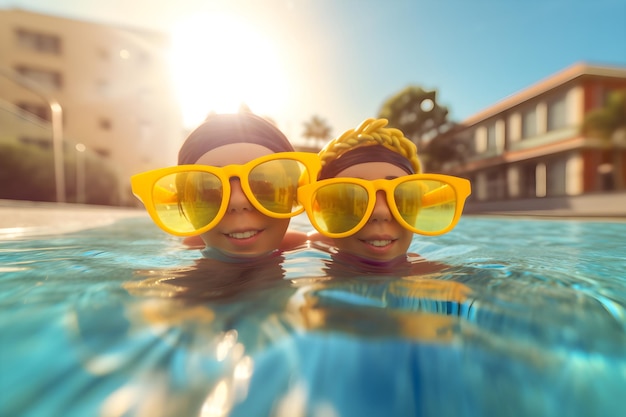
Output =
[
  {"x1": 402, "y1": 180, "x2": 456, "y2": 233},
  {"x1": 153, "y1": 171, "x2": 222, "y2": 233},
  {"x1": 313, "y1": 183, "x2": 368, "y2": 234},
  {"x1": 249, "y1": 159, "x2": 305, "y2": 214},
  {"x1": 394, "y1": 180, "x2": 424, "y2": 226}
]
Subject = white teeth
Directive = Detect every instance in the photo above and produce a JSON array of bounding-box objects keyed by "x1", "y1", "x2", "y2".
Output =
[
  {"x1": 228, "y1": 230, "x2": 258, "y2": 239},
  {"x1": 367, "y1": 240, "x2": 392, "y2": 247}
]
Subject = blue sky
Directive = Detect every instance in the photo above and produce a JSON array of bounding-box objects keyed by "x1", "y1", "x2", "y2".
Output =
[{"x1": 2, "y1": 0, "x2": 625, "y2": 141}]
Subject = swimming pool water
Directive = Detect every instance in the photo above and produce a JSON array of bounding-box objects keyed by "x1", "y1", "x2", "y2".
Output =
[{"x1": 1, "y1": 214, "x2": 625, "y2": 416}]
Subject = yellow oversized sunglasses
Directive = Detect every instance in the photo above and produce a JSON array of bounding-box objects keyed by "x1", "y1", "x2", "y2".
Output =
[
  {"x1": 297, "y1": 174, "x2": 471, "y2": 238},
  {"x1": 131, "y1": 152, "x2": 321, "y2": 236}
]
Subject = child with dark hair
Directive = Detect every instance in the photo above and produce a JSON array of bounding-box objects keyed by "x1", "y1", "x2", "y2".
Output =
[{"x1": 132, "y1": 112, "x2": 320, "y2": 261}]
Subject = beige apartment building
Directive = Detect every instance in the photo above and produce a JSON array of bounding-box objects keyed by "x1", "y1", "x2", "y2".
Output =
[
  {"x1": 431, "y1": 62, "x2": 626, "y2": 216},
  {"x1": 0, "y1": 8, "x2": 183, "y2": 205}
]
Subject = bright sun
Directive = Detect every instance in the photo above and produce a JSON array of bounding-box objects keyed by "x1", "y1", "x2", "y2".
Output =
[{"x1": 169, "y1": 13, "x2": 288, "y2": 128}]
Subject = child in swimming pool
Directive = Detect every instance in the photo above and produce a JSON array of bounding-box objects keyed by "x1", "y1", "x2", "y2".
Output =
[
  {"x1": 300, "y1": 118, "x2": 471, "y2": 268},
  {"x1": 131, "y1": 112, "x2": 320, "y2": 261}
]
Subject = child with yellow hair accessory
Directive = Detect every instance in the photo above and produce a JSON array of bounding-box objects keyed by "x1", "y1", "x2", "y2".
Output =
[
  {"x1": 318, "y1": 118, "x2": 422, "y2": 176},
  {"x1": 299, "y1": 118, "x2": 471, "y2": 267}
]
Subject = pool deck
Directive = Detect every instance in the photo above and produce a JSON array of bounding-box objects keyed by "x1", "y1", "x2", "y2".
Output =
[
  {"x1": 0, "y1": 199, "x2": 145, "y2": 239},
  {"x1": 464, "y1": 191, "x2": 626, "y2": 219},
  {"x1": 1, "y1": 194, "x2": 624, "y2": 240}
]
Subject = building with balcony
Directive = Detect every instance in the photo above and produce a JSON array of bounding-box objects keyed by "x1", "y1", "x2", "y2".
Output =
[
  {"x1": 0, "y1": 8, "x2": 183, "y2": 205},
  {"x1": 430, "y1": 62, "x2": 626, "y2": 216}
]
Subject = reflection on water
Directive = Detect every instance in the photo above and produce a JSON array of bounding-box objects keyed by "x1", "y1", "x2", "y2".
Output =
[
  {"x1": 1, "y1": 216, "x2": 626, "y2": 416},
  {"x1": 127, "y1": 252, "x2": 289, "y2": 302}
]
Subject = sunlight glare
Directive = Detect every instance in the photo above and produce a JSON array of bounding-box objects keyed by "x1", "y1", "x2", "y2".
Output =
[{"x1": 170, "y1": 14, "x2": 288, "y2": 128}]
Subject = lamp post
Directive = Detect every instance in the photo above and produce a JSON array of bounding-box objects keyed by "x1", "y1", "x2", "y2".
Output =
[
  {"x1": 75, "y1": 143, "x2": 86, "y2": 204},
  {"x1": 50, "y1": 101, "x2": 66, "y2": 203}
]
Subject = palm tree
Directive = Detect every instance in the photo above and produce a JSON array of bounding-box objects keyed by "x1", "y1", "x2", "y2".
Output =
[
  {"x1": 581, "y1": 89, "x2": 626, "y2": 190},
  {"x1": 302, "y1": 115, "x2": 332, "y2": 148}
]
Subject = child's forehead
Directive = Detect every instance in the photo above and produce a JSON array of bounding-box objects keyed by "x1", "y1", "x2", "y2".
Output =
[
  {"x1": 334, "y1": 162, "x2": 409, "y2": 180},
  {"x1": 193, "y1": 143, "x2": 274, "y2": 166},
  {"x1": 319, "y1": 144, "x2": 415, "y2": 180}
]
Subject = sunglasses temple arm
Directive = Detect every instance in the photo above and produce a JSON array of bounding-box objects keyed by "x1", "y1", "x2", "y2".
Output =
[
  {"x1": 153, "y1": 185, "x2": 178, "y2": 203},
  {"x1": 421, "y1": 184, "x2": 456, "y2": 208}
]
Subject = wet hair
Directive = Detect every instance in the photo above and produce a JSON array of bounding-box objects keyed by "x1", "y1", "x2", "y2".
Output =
[
  {"x1": 178, "y1": 112, "x2": 294, "y2": 165},
  {"x1": 317, "y1": 118, "x2": 421, "y2": 179}
]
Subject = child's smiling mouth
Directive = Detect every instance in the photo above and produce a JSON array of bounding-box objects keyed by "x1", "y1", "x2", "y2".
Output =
[
  {"x1": 227, "y1": 230, "x2": 260, "y2": 239},
  {"x1": 361, "y1": 238, "x2": 395, "y2": 248}
]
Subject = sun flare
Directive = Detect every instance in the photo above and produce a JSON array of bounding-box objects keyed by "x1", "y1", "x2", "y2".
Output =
[{"x1": 169, "y1": 13, "x2": 288, "y2": 128}]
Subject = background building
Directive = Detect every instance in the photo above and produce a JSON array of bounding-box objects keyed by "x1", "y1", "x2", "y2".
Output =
[
  {"x1": 0, "y1": 8, "x2": 183, "y2": 205},
  {"x1": 429, "y1": 62, "x2": 626, "y2": 216}
]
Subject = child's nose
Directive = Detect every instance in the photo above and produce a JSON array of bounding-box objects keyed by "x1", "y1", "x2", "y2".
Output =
[
  {"x1": 368, "y1": 190, "x2": 392, "y2": 222},
  {"x1": 227, "y1": 178, "x2": 253, "y2": 212}
]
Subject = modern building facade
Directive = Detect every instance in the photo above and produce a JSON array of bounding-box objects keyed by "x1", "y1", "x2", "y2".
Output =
[
  {"x1": 430, "y1": 62, "x2": 626, "y2": 216},
  {"x1": 0, "y1": 8, "x2": 183, "y2": 205}
]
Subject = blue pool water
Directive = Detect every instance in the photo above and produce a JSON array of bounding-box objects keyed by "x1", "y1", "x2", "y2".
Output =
[{"x1": 1, "y1": 214, "x2": 625, "y2": 416}]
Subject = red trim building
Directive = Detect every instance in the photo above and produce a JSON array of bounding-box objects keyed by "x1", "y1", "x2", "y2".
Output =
[{"x1": 432, "y1": 62, "x2": 626, "y2": 215}]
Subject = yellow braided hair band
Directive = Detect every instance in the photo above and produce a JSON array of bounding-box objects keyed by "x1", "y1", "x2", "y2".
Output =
[{"x1": 318, "y1": 118, "x2": 422, "y2": 174}]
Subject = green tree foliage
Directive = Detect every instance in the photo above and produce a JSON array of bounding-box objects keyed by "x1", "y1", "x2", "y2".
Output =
[
  {"x1": 0, "y1": 140, "x2": 120, "y2": 205},
  {"x1": 581, "y1": 89, "x2": 626, "y2": 140},
  {"x1": 0, "y1": 141, "x2": 56, "y2": 201},
  {"x1": 580, "y1": 89, "x2": 626, "y2": 190},
  {"x1": 378, "y1": 85, "x2": 463, "y2": 172},
  {"x1": 79, "y1": 154, "x2": 120, "y2": 206},
  {"x1": 378, "y1": 86, "x2": 449, "y2": 148},
  {"x1": 302, "y1": 115, "x2": 332, "y2": 141}
]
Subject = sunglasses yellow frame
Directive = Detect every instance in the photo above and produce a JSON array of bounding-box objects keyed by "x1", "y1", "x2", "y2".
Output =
[
  {"x1": 297, "y1": 174, "x2": 471, "y2": 238},
  {"x1": 131, "y1": 152, "x2": 321, "y2": 236}
]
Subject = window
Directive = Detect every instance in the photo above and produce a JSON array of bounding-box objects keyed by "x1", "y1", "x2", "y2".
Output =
[
  {"x1": 486, "y1": 170, "x2": 506, "y2": 200},
  {"x1": 97, "y1": 47, "x2": 110, "y2": 60},
  {"x1": 521, "y1": 107, "x2": 537, "y2": 139},
  {"x1": 546, "y1": 158, "x2": 567, "y2": 196},
  {"x1": 536, "y1": 163, "x2": 547, "y2": 197},
  {"x1": 487, "y1": 123, "x2": 496, "y2": 151},
  {"x1": 547, "y1": 95, "x2": 567, "y2": 131},
  {"x1": 474, "y1": 128, "x2": 487, "y2": 153},
  {"x1": 520, "y1": 164, "x2": 537, "y2": 198},
  {"x1": 15, "y1": 66, "x2": 63, "y2": 90},
  {"x1": 95, "y1": 79, "x2": 110, "y2": 96},
  {"x1": 18, "y1": 137, "x2": 51, "y2": 149},
  {"x1": 99, "y1": 118, "x2": 112, "y2": 130},
  {"x1": 16, "y1": 102, "x2": 50, "y2": 121},
  {"x1": 94, "y1": 148, "x2": 111, "y2": 158},
  {"x1": 15, "y1": 28, "x2": 62, "y2": 54}
]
